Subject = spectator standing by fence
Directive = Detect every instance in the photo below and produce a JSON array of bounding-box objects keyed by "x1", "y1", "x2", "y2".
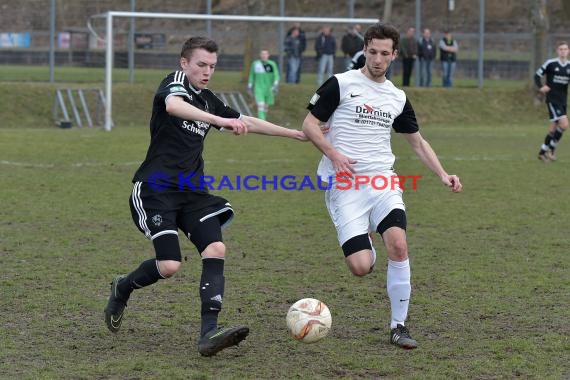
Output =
[
  {"x1": 399, "y1": 27, "x2": 417, "y2": 87},
  {"x1": 284, "y1": 27, "x2": 304, "y2": 84},
  {"x1": 285, "y1": 23, "x2": 306, "y2": 83},
  {"x1": 439, "y1": 30, "x2": 458, "y2": 88},
  {"x1": 341, "y1": 24, "x2": 364, "y2": 70},
  {"x1": 417, "y1": 28, "x2": 436, "y2": 87},
  {"x1": 315, "y1": 25, "x2": 337, "y2": 86}
]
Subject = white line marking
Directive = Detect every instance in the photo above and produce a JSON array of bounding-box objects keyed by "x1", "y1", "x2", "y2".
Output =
[{"x1": 1, "y1": 156, "x2": 563, "y2": 168}]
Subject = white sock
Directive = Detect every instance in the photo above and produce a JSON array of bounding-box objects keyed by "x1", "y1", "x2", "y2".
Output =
[{"x1": 387, "y1": 259, "x2": 411, "y2": 329}]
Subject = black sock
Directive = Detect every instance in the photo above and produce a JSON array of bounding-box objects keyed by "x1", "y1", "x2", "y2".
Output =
[
  {"x1": 540, "y1": 133, "x2": 555, "y2": 154},
  {"x1": 199, "y1": 258, "x2": 225, "y2": 337},
  {"x1": 118, "y1": 259, "x2": 163, "y2": 299},
  {"x1": 551, "y1": 127, "x2": 564, "y2": 149},
  {"x1": 545, "y1": 133, "x2": 554, "y2": 146}
]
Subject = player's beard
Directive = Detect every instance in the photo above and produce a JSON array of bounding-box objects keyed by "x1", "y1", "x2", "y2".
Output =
[{"x1": 364, "y1": 63, "x2": 389, "y2": 81}]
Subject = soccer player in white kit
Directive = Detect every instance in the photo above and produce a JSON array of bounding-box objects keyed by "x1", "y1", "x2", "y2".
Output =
[{"x1": 302, "y1": 23, "x2": 462, "y2": 349}]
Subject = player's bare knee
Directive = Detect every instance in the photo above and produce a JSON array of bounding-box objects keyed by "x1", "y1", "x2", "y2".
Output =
[
  {"x1": 387, "y1": 239, "x2": 408, "y2": 261},
  {"x1": 559, "y1": 117, "x2": 569, "y2": 129},
  {"x1": 158, "y1": 260, "x2": 181, "y2": 277},
  {"x1": 347, "y1": 259, "x2": 372, "y2": 277},
  {"x1": 201, "y1": 241, "x2": 226, "y2": 259}
]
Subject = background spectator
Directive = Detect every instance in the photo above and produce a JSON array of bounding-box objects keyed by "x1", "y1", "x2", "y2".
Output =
[
  {"x1": 315, "y1": 25, "x2": 337, "y2": 85},
  {"x1": 399, "y1": 27, "x2": 417, "y2": 86},
  {"x1": 285, "y1": 22, "x2": 306, "y2": 83},
  {"x1": 439, "y1": 30, "x2": 458, "y2": 88},
  {"x1": 341, "y1": 24, "x2": 364, "y2": 70},
  {"x1": 284, "y1": 27, "x2": 303, "y2": 84},
  {"x1": 417, "y1": 28, "x2": 436, "y2": 87}
]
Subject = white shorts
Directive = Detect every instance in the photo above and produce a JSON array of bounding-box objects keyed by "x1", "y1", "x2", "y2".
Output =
[{"x1": 324, "y1": 177, "x2": 405, "y2": 246}]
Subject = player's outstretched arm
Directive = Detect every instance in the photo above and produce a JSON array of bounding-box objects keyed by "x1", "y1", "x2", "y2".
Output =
[
  {"x1": 240, "y1": 115, "x2": 306, "y2": 140},
  {"x1": 403, "y1": 132, "x2": 462, "y2": 193},
  {"x1": 166, "y1": 95, "x2": 247, "y2": 135}
]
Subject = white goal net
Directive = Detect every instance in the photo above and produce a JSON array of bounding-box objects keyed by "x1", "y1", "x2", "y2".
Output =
[{"x1": 88, "y1": 11, "x2": 379, "y2": 131}]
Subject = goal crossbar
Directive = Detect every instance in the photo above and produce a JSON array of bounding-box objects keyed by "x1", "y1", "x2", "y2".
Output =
[{"x1": 94, "y1": 12, "x2": 380, "y2": 131}]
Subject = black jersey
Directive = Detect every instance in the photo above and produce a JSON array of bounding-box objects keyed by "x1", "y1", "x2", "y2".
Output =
[
  {"x1": 534, "y1": 58, "x2": 570, "y2": 105},
  {"x1": 347, "y1": 51, "x2": 365, "y2": 71},
  {"x1": 133, "y1": 71, "x2": 240, "y2": 191}
]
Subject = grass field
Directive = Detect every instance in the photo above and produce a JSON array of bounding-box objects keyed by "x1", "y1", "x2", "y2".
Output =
[{"x1": 1, "y1": 68, "x2": 569, "y2": 379}]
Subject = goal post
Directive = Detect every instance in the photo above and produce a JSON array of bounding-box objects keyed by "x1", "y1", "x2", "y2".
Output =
[{"x1": 92, "y1": 11, "x2": 380, "y2": 131}]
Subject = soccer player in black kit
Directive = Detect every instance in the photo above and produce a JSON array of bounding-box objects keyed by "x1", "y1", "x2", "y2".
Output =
[
  {"x1": 104, "y1": 36, "x2": 305, "y2": 356},
  {"x1": 536, "y1": 41, "x2": 570, "y2": 162}
]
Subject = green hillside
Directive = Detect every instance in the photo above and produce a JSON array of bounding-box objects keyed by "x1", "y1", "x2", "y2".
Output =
[{"x1": 0, "y1": 66, "x2": 543, "y2": 129}]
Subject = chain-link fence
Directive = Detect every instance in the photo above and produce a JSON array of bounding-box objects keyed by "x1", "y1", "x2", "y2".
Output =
[{"x1": 1, "y1": 0, "x2": 569, "y2": 81}]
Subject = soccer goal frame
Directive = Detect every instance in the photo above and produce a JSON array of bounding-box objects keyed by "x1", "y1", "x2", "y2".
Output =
[{"x1": 90, "y1": 11, "x2": 379, "y2": 131}]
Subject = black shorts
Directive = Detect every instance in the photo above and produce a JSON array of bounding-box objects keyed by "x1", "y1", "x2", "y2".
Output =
[
  {"x1": 547, "y1": 102, "x2": 567, "y2": 121},
  {"x1": 129, "y1": 181, "x2": 234, "y2": 241}
]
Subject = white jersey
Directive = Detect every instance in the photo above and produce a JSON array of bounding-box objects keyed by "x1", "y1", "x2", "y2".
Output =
[{"x1": 307, "y1": 69, "x2": 419, "y2": 179}]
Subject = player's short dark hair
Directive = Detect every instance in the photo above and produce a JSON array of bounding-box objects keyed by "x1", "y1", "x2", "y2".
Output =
[
  {"x1": 363, "y1": 22, "x2": 400, "y2": 52},
  {"x1": 557, "y1": 41, "x2": 569, "y2": 48},
  {"x1": 180, "y1": 37, "x2": 219, "y2": 59}
]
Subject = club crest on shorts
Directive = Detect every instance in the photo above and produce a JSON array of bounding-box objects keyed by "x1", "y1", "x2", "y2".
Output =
[{"x1": 151, "y1": 214, "x2": 163, "y2": 226}]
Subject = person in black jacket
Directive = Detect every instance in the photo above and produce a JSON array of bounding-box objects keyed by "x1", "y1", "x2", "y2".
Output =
[
  {"x1": 399, "y1": 27, "x2": 417, "y2": 86},
  {"x1": 315, "y1": 25, "x2": 337, "y2": 85},
  {"x1": 284, "y1": 27, "x2": 304, "y2": 84},
  {"x1": 341, "y1": 24, "x2": 364, "y2": 71},
  {"x1": 439, "y1": 30, "x2": 458, "y2": 88},
  {"x1": 417, "y1": 28, "x2": 436, "y2": 87},
  {"x1": 285, "y1": 23, "x2": 306, "y2": 83}
]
